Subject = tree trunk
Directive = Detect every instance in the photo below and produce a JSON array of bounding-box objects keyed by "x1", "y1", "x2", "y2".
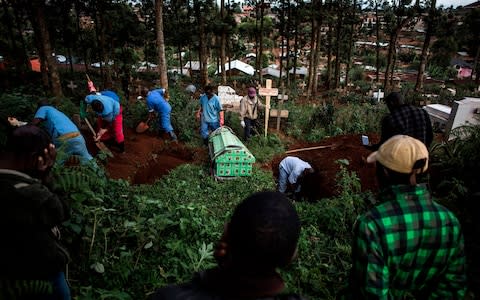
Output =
[
  {"x1": 31, "y1": 0, "x2": 63, "y2": 98},
  {"x1": 312, "y1": 23, "x2": 323, "y2": 97},
  {"x1": 326, "y1": 11, "x2": 333, "y2": 90},
  {"x1": 415, "y1": 0, "x2": 436, "y2": 91},
  {"x1": 344, "y1": 0, "x2": 357, "y2": 89},
  {"x1": 333, "y1": 4, "x2": 343, "y2": 90},
  {"x1": 2, "y1": 0, "x2": 28, "y2": 73},
  {"x1": 292, "y1": 9, "x2": 300, "y2": 88},
  {"x1": 472, "y1": 44, "x2": 480, "y2": 84},
  {"x1": 384, "y1": 23, "x2": 404, "y2": 92},
  {"x1": 195, "y1": 1, "x2": 208, "y2": 86},
  {"x1": 156, "y1": 0, "x2": 168, "y2": 89},
  {"x1": 375, "y1": 1, "x2": 380, "y2": 82},
  {"x1": 220, "y1": 0, "x2": 226, "y2": 84},
  {"x1": 279, "y1": 0, "x2": 286, "y2": 87},
  {"x1": 306, "y1": 7, "x2": 318, "y2": 99},
  {"x1": 258, "y1": 0, "x2": 265, "y2": 83}
]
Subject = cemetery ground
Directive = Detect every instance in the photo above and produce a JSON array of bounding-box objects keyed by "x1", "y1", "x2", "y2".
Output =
[{"x1": 80, "y1": 122, "x2": 479, "y2": 299}]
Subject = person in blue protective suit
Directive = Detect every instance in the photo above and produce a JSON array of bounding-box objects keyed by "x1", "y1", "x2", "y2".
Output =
[
  {"x1": 100, "y1": 90, "x2": 120, "y2": 103},
  {"x1": 196, "y1": 85, "x2": 224, "y2": 146},
  {"x1": 84, "y1": 93, "x2": 125, "y2": 153},
  {"x1": 32, "y1": 101, "x2": 95, "y2": 166},
  {"x1": 145, "y1": 88, "x2": 177, "y2": 141}
]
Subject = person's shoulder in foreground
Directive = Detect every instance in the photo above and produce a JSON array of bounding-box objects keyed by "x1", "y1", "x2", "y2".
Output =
[{"x1": 150, "y1": 191, "x2": 306, "y2": 300}]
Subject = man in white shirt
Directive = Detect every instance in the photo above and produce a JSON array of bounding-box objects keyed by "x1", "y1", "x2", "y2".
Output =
[{"x1": 278, "y1": 156, "x2": 314, "y2": 198}]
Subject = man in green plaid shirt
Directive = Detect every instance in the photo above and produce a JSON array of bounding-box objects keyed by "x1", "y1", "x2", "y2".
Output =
[{"x1": 350, "y1": 135, "x2": 466, "y2": 299}]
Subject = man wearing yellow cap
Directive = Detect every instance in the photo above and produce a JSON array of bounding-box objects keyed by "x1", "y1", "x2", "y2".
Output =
[{"x1": 349, "y1": 135, "x2": 466, "y2": 299}]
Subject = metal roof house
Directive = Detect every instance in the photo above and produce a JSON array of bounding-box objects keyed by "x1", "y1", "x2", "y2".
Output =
[{"x1": 216, "y1": 59, "x2": 255, "y2": 76}]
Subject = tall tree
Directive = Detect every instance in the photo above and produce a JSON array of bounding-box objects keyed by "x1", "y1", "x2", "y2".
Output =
[
  {"x1": 155, "y1": 0, "x2": 168, "y2": 89},
  {"x1": 31, "y1": 0, "x2": 63, "y2": 97},
  {"x1": 344, "y1": 0, "x2": 358, "y2": 89},
  {"x1": 333, "y1": 0, "x2": 344, "y2": 89},
  {"x1": 383, "y1": 0, "x2": 419, "y2": 92},
  {"x1": 1, "y1": 0, "x2": 30, "y2": 73},
  {"x1": 415, "y1": 0, "x2": 437, "y2": 91},
  {"x1": 460, "y1": 8, "x2": 480, "y2": 84},
  {"x1": 307, "y1": 0, "x2": 323, "y2": 98},
  {"x1": 220, "y1": 0, "x2": 227, "y2": 84}
]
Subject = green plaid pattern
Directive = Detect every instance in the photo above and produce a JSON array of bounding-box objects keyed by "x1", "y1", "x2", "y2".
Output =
[{"x1": 351, "y1": 184, "x2": 466, "y2": 299}]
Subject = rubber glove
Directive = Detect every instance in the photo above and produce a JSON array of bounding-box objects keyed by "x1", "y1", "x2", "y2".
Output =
[
  {"x1": 240, "y1": 120, "x2": 245, "y2": 128},
  {"x1": 219, "y1": 111, "x2": 224, "y2": 126}
]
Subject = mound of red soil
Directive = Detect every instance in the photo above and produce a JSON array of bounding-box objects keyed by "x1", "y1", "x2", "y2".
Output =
[
  {"x1": 84, "y1": 128, "x2": 207, "y2": 184},
  {"x1": 269, "y1": 133, "x2": 380, "y2": 199}
]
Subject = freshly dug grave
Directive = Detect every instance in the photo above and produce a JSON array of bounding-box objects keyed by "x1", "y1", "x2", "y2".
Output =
[
  {"x1": 84, "y1": 128, "x2": 207, "y2": 184},
  {"x1": 269, "y1": 133, "x2": 381, "y2": 199}
]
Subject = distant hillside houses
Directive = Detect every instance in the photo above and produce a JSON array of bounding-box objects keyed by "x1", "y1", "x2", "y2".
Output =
[{"x1": 216, "y1": 60, "x2": 255, "y2": 76}]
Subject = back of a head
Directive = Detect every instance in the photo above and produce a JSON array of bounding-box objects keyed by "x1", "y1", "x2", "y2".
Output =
[
  {"x1": 384, "y1": 92, "x2": 405, "y2": 111},
  {"x1": 367, "y1": 135, "x2": 428, "y2": 185},
  {"x1": 91, "y1": 100, "x2": 104, "y2": 113},
  {"x1": 228, "y1": 191, "x2": 301, "y2": 271},
  {"x1": 204, "y1": 85, "x2": 214, "y2": 94},
  {"x1": 37, "y1": 99, "x2": 51, "y2": 109},
  {"x1": 7, "y1": 125, "x2": 52, "y2": 158}
]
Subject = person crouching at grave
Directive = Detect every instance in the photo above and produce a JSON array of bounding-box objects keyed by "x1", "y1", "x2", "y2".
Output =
[{"x1": 277, "y1": 156, "x2": 315, "y2": 201}]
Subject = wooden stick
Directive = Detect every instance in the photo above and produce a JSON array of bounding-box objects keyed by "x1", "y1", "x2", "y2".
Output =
[
  {"x1": 285, "y1": 144, "x2": 334, "y2": 154},
  {"x1": 84, "y1": 118, "x2": 114, "y2": 157}
]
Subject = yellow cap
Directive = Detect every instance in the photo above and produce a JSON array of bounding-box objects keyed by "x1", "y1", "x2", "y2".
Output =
[{"x1": 367, "y1": 135, "x2": 429, "y2": 174}]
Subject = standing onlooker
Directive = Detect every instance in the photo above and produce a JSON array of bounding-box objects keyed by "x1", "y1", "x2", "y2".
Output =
[
  {"x1": 277, "y1": 156, "x2": 314, "y2": 199},
  {"x1": 150, "y1": 191, "x2": 305, "y2": 300},
  {"x1": 32, "y1": 101, "x2": 95, "y2": 166},
  {"x1": 372, "y1": 92, "x2": 433, "y2": 150},
  {"x1": 145, "y1": 88, "x2": 177, "y2": 141},
  {"x1": 239, "y1": 86, "x2": 264, "y2": 141},
  {"x1": 84, "y1": 93, "x2": 125, "y2": 153},
  {"x1": 196, "y1": 85, "x2": 223, "y2": 145},
  {"x1": 0, "y1": 125, "x2": 71, "y2": 299},
  {"x1": 350, "y1": 135, "x2": 466, "y2": 299}
]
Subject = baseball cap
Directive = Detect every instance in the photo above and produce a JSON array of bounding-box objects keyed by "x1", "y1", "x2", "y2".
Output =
[
  {"x1": 248, "y1": 87, "x2": 256, "y2": 97},
  {"x1": 367, "y1": 135, "x2": 429, "y2": 174}
]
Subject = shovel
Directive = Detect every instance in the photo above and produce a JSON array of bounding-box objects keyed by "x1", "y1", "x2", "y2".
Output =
[
  {"x1": 135, "y1": 121, "x2": 150, "y2": 133},
  {"x1": 84, "y1": 118, "x2": 114, "y2": 158}
]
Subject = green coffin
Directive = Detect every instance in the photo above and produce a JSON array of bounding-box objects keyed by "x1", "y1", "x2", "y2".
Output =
[{"x1": 208, "y1": 127, "x2": 256, "y2": 178}]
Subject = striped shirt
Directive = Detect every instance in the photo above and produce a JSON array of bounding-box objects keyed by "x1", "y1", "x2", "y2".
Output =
[{"x1": 350, "y1": 184, "x2": 466, "y2": 299}]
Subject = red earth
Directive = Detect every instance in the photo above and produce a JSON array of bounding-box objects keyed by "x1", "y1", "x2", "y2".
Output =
[
  {"x1": 85, "y1": 126, "x2": 381, "y2": 199},
  {"x1": 268, "y1": 133, "x2": 380, "y2": 200},
  {"x1": 84, "y1": 128, "x2": 208, "y2": 184}
]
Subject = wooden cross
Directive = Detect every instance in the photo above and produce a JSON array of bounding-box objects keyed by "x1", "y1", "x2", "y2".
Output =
[
  {"x1": 67, "y1": 80, "x2": 77, "y2": 93},
  {"x1": 259, "y1": 79, "x2": 278, "y2": 137}
]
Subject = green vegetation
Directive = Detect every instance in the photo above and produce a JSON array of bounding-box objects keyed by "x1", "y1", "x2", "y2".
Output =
[{"x1": 52, "y1": 156, "x2": 371, "y2": 299}]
